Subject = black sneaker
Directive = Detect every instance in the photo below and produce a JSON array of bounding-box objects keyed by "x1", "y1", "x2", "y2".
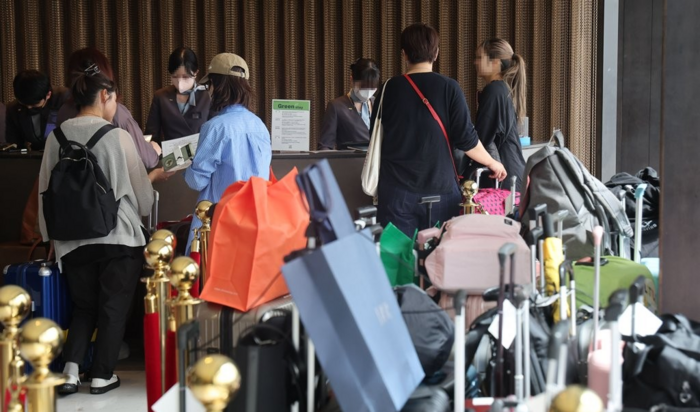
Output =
[
  {"x1": 57, "y1": 374, "x2": 80, "y2": 395},
  {"x1": 90, "y1": 374, "x2": 120, "y2": 395}
]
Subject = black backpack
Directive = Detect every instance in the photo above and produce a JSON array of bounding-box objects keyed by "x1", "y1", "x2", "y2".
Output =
[{"x1": 42, "y1": 124, "x2": 120, "y2": 241}]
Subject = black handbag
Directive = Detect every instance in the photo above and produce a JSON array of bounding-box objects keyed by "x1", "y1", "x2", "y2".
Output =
[{"x1": 623, "y1": 314, "x2": 700, "y2": 409}]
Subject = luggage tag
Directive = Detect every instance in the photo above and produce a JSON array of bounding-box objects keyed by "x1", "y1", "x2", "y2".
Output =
[
  {"x1": 152, "y1": 384, "x2": 206, "y2": 412},
  {"x1": 487, "y1": 299, "x2": 517, "y2": 349},
  {"x1": 619, "y1": 302, "x2": 662, "y2": 346}
]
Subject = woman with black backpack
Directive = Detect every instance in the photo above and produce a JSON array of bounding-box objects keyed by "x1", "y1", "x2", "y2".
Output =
[{"x1": 38, "y1": 59, "x2": 171, "y2": 395}]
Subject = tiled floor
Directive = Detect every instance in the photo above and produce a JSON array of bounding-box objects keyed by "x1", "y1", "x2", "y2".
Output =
[{"x1": 56, "y1": 370, "x2": 148, "y2": 412}]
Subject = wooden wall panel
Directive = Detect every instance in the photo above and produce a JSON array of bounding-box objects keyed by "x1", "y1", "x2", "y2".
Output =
[{"x1": 0, "y1": 0, "x2": 600, "y2": 169}]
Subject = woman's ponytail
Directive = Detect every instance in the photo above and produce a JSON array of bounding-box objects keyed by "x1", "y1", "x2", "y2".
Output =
[
  {"x1": 480, "y1": 38, "x2": 528, "y2": 122},
  {"x1": 505, "y1": 53, "x2": 527, "y2": 122}
]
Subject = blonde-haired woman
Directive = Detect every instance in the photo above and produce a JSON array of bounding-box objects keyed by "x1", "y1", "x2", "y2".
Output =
[{"x1": 474, "y1": 38, "x2": 527, "y2": 191}]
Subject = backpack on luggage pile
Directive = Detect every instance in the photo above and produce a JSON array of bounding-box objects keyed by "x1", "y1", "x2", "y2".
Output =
[
  {"x1": 519, "y1": 130, "x2": 632, "y2": 260},
  {"x1": 623, "y1": 314, "x2": 700, "y2": 409},
  {"x1": 605, "y1": 167, "x2": 660, "y2": 258},
  {"x1": 42, "y1": 124, "x2": 120, "y2": 241}
]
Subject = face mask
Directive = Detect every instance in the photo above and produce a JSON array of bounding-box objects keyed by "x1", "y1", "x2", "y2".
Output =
[
  {"x1": 354, "y1": 87, "x2": 376, "y2": 102},
  {"x1": 24, "y1": 98, "x2": 47, "y2": 115},
  {"x1": 173, "y1": 77, "x2": 196, "y2": 94}
]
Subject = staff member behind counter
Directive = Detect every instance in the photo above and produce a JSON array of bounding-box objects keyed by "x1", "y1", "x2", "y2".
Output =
[
  {"x1": 317, "y1": 58, "x2": 380, "y2": 150},
  {"x1": 144, "y1": 47, "x2": 212, "y2": 144},
  {"x1": 6, "y1": 70, "x2": 69, "y2": 151}
]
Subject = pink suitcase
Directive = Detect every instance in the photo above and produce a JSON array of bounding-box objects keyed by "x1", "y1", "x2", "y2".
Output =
[{"x1": 423, "y1": 214, "x2": 530, "y2": 293}]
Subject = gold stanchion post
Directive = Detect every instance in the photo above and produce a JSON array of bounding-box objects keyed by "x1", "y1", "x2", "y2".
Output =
[
  {"x1": 195, "y1": 201, "x2": 213, "y2": 288},
  {"x1": 460, "y1": 180, "x2": 488, "y2": 215},
  {"x1": 188, "y1": 354, "x2": 241, "y2": 412},
  {"x1": 168, "y1": 256, "x2": 203, "y2": 378},
  {"x1": 144, "y1": 239, "x2": 174, "y2": 395},
  {"x1": 143, "y1": 229, "x2": 177, "y2": 315},
  {"x1": 19, "y1": 318, "x2": 66, "y2": 412},
  {"x1": 0, "y1": 285, "x2": 32, "y2": 412},
  {"x1": 151, "y1": 230, "x2": 179, "y2": 334}
]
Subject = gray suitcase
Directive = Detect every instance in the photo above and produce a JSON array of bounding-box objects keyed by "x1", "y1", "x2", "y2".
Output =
[{"x1": 195, "y1": 295, "x2": 295, "y2": 355}]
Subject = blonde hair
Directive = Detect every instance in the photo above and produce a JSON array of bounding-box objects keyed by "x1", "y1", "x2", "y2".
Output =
[{"x1": 479, "y1": 38, "x2": 527, "y2": 122}]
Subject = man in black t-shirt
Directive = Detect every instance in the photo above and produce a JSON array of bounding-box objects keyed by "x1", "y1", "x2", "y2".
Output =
[{"x1": 6, "y1": 70, "x2": 69, "y2": 151}]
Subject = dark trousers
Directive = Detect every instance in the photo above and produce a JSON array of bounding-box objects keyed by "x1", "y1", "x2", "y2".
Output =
[
  {"x1": 377, "y1": 181, "x2": 462, "y2": 237},
  {"x1": 62, "y1": 248, "x2": 143, "y2": 379}
]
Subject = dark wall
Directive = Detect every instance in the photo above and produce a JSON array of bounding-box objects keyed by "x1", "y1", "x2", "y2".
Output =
[
  {"x1": 659, "y1": 0, "x2": 700, "y2": 318},
  {"x1": 618, "y1": 0, "x2": 700, "y2": 318},
  {"x1": 617, "y1": 0, "x2": 662, "y2": 174}
]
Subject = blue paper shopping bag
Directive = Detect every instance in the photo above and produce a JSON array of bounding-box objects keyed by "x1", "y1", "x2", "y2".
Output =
[{"x1": 282, "y1": 231, "x2": 424, "y2": 412}]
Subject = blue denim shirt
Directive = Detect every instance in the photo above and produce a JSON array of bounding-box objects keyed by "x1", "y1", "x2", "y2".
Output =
[{"x1": 184, "y1": 104, "x2": 271, "y2": 251}]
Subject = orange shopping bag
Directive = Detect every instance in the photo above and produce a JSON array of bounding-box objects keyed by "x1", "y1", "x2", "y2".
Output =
[{"x1": 201, "y1": 168, "x2": 308, "y2": 311}]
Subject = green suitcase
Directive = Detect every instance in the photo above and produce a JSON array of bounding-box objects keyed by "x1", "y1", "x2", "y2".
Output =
[{"x1": 573, "y1": 256, "x2": 657, "y2": 313}]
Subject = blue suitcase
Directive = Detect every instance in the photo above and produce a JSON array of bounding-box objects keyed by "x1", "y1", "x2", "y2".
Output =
[
  {"x1": 2, "y1": 259, "x2": 91, "y2": 373},
  {"x1": 2, "y1": 259, "x2": 72, "y2": 329}
]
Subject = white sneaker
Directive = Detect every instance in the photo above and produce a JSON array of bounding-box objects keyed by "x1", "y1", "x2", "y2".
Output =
[{"x1": 90, "y1": 374, "x2": 120, "y2": 395}]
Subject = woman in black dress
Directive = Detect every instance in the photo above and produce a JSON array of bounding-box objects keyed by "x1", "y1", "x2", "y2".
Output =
[{"x1": 473, "y1": 38, "x2": 527, "y2": 191}]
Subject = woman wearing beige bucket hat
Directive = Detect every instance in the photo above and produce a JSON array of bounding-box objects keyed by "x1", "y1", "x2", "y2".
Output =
[{"x1": 183, "y1": 53, "x2": 272, "y2": 252}]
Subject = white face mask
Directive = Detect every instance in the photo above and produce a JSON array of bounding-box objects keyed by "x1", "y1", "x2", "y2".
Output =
[
  {"x1": 173, "y1": 77, "x2": 195, "y2": 94},
  {"x1": 354, "y1": 87, "x2": 376, "y2": 102}
]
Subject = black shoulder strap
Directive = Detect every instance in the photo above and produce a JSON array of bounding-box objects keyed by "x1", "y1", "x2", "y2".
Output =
[
  {"x1": 86, "y1": 124, "x2": 117, "y2": 149},
  {"x1": 53, "y1": 126, "x2": 69, "y2": 150}
]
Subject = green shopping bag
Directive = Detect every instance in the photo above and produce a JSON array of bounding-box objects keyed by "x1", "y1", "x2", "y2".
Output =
[{"x1": 380, "y1": 223, "x2": 417, "y2": 286}]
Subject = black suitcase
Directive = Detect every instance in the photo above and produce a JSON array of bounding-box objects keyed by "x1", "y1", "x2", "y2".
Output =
[{"x1": 402, "y1": 386, "x2": 450, "y2": 412}]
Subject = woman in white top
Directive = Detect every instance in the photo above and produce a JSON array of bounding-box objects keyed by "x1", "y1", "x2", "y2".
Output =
[{"x1": 38, "y1": 59, "x2": 170, "y2": 395}]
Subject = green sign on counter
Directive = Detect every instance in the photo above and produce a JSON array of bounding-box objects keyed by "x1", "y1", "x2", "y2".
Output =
[{"x1": 271, "y1": 99, "x2": 311, "y2": 151}]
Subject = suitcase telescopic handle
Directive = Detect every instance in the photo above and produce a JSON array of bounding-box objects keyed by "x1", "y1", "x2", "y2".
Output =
[
  {"x1": 529, "y1": 204, "x2": 548, "y2": 230},
  {"x1": 542, "y1": 213, "x2": 555, "y2": 239},
  {"x1": 498, "y1": 242, "x2": 517, "y2": 265},
  {"x1": 629, "y1": 275, "x2": 647, "y2": 339},
  {"x1": 592, "y1": 226, "x2": 605, "y2": 346},
  {"x1": 606, "y1": 289, "x2": 627, "y2": 412},
  {"x1": 547, "y1": 320, "x2": 569, "y2": 362},
  {"x1": 546, "y1": 319, "x2": 570, "y2": 391},
  {"x1": 633, "y1": 184, "x2": 648, "y2": 263},
  {"x1": 605, "y1": 290, "x2": 627, "y2": 322},
  {"x1": 629, "y1": 275, "x2": 646, "y2": 305},
  {"x1": 453, "y1": 290, "x2": 468, "y2": 316},
  {"x1": 356, "y1": 205, "x2": 377, "y2": 218},
  {"x1": 552, "y1": 210, "x2": 568, "y2": 240},
  {"x1": 558, "y1": 260, "x2": 574, "y2": 290},
  {"x1": 529, "y1": 227, "x2": 543, "y2": 248},
  {"x1": 558, "y1": 260, "x2": 574, "y2": 323}
]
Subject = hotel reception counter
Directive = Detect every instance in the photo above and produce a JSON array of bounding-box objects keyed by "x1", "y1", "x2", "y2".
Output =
[{"x1": 0, "y1": 151, "x2": 371, "y2": 244}]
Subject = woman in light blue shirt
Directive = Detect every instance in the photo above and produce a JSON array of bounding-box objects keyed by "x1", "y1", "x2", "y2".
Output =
[{"x1": 184, "y1": 53, "x2": 271, "y2": 252}]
